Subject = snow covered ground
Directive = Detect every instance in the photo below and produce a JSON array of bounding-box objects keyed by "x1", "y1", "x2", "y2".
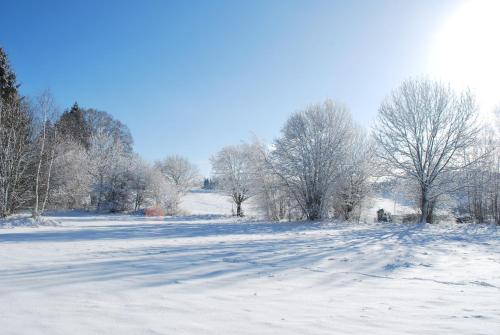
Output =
[
  {"x1": 1, "y1": 206, "x2": 499, "y2": 334},
  {"x1": 179, "y1": 189, "x2": 261, "y2": 216}
]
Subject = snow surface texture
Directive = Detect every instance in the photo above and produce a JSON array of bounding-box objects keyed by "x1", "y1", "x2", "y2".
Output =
[{"x1": 1, "y1": 212, "x2": 499, "y2": 334}]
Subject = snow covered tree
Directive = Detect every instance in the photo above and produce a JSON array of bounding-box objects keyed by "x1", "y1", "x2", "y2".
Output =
[
  {"x1": 31, "y1": 90, "x2": 60, "y2": 218},
  {"x1": 452, "y1": 111, "x2": 500, "y2": 224},
  {"x1": 373, "y1": 78, "x2": 480, "y2": 223},
  {"x1": 103, "y1": 154, "x2": 134, "y2": 212},
  {"x1": 128, "y1": 156, "x2": 152, "y2": 211},
  {"x1": 148, "y1": 167, "x2": 171, "y2": 208},
  {"x1": 246, "y1": 141, "x2": 295, "y2": 221},
  {"x1": 85, "y1": 108, "x2": 134, "y2": 153},
  {"x1": 332, "y1": 127, "x2": 374, "y2": 221},
  {"x1": 270, "y1": 100, "x2": 354, "y2": 220},
  {"x1": 154, "y1": 155, "x2": 199, "y2": 214},
  {"x1": 211, "y1": 144, "x2": 254, "y2": 217},
  {"x1": 50, "y1": 140, "x2": 92, "y2": 209},
  {"x1": 87, "y1": 128, "x2": 131, "y2": 211},
  {"x1": 156, "y1": 155, "x2": 199, "y2": 193}
]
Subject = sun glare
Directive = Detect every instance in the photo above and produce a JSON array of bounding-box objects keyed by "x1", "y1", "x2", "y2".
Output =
[{"x1": 429, "y1": 0, "x2": 500, "y2": 118}]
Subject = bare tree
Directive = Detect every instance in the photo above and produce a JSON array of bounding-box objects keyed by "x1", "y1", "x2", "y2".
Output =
[
  {"x1": 270, "y1": 100, "x2": 354, "y2": 220},
  {"x1": 148, "y1": 167, "x2": 171, "y2": 208},
  {"x1": 50, "y1": 140, "x2": 91, "y2": 209},
  {"x1": 454, "y1": 110, "x2": 500, "y2": 224},
  {"x1": 32, "y1": 90, "x2": 59, "y2": 218},
  {"x1": 246, "y1": 140, "x2": 295, "y2": 221},
  {"x1": 155, "y1": 155, "x2": 199, "y2": 194},
  {"x1": 0, "y1": 99, "x2": 33, "y2": 217},
  {"x1": 128, "y1": 155, "x2": 152, "y2": 211},
  {"x1": 373, "y1": 78, "x2": 480, "y2": 223},
  {"x1": 154, "y1": 155, "x2": 199, "y2": 214},
  {"x1": 87, "y1": 128, "x2": 128, "y2": 211},
  {"x1": 332, "y1": 127, "x2": 374, "y2": 221},
  {"x1": 211, "y1": 144, "x2": 254, "y2": 217}
]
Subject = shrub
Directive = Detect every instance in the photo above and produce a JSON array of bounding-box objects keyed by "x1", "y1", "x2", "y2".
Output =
[{"x1": 144, "y1": 207, "x2": 165, "y2": 217}]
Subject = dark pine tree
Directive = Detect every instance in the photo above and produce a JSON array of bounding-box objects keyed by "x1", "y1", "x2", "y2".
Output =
[
  {"x1": 0, "y1": 47, "x2": 19, "y2": 102},
  {"x1": 0, "y1": 47, "x2": 33, "y2": 216},
  {"x1": 56, "y1": 102, "x2": 92, "y2": 149}
]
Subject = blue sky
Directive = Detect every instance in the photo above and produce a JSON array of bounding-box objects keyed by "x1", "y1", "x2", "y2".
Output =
[{"x1": 1, "y1": 0, "x2": 459, "y2": 175}]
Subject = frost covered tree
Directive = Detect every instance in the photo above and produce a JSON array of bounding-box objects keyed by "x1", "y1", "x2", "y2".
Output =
[
  {"x1": 373, "y1": 78, "x2": 480, "y2": 223},
  {"x1": 87, "y1": 128, "x2": 130, "y2": 211},
  {"x1": 211, "y1": 144, "x2": 254, "y2": 217},
  {"x1": 270, "y1": 100, "x2": 354, "y2": 220},
  {"x1": 103, "y1": 153, "x2": 133, "y2": 212},
  {"x1": 128, "y1": 156, "x2": 152, "y2": 211},
  {"x1": 85, "y1": 108, "x2": 134, "y2": 153},
  {"x1": 156, "y1": 155, "x2": 199, "y2": 193},
  {"x1": 246, "y1": 141, "x2": 295, "y2": 221},
  {"x1": 155, "y1": 155, "x2": 199, "y2": 214},
  {"x1": 148, "y1": 167, "x2": 172, "y2": 208},
  {"x1": 332, "y1": 127, "x2": 374, "y2": 221},
  {"x1": 50, "y1": 140, "x2": 92, "y2": 209},
  {"x1": 31, "y1": 91, "x2": 60, "y2": 218},
  {"x1": 453, "y1": 111, "x2": 500, "y2": 224}
]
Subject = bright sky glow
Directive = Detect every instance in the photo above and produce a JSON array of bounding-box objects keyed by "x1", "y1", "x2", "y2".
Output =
[{"x1": 429, "y1": 0, "x2": 500, "y2": 118}]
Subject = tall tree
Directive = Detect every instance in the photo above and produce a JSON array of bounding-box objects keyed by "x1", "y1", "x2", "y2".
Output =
[
  {"x1": 373, "y1": 78, "x2": 480, "y2": 223},
  {"x1": 270, "y1": 100, "x2": 354, "y2": 220},
  {"x1": 211, "y1": 144, "x2": 254, "y2": 217},
  {"x1": 57, "y1": 102, "x2": 91, "y2": 149},
  {"x1": 0, "y1": 47, "x2": 18, "y2": 102},
  {"x1": 32, "y1": 91, "x2": 59, "y2": 218}
]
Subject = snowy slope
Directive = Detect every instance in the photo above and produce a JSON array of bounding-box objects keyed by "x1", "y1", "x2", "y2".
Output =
[
  {"x1": 1, "y1": 213, "x2": 499, "y2": 334},
  {"x1": 180, "y1": 189, "x2": 261, "y2": 217},
  {"x1": 360, "y1": 196, "x2": 417, "y2": 222},
  {"x1": 179, "y1": 190, "x2": 410, "y2": 222}
]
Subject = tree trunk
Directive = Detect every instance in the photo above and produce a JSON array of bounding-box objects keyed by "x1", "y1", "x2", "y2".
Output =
[
  {"x1": 236, "y1": 202, "x2": 242, "y2": 217},
  {"x1": 97, "y1": 174, "x2": 104, "y2": 211},
  {"x1": 41, "y1": 142, "x2": 56, "y2": 214},
  {"x1": 419, "y1": 187, "x2": 429, "y2": 224},
  {"x1": 426, "y1": 199, "x2": 435, "y2": 224},
  {"x1": 33, "y1": 131, "x2": 46, "y2": 218}
]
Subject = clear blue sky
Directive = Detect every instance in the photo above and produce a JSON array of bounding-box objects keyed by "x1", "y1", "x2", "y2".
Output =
[{"x1": 1, "y1": 0, "x2": 459, "y2": 175}]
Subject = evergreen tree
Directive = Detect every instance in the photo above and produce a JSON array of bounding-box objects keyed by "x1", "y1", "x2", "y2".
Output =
[
  {"x1": 57, "y1": 102, "x2": 91, "y2": 149},
  {"x1": 0, "y1": 47, "x2": 33, "y2": 216},
  {"x1": 0, "y1": 47, "x2": 19, "y2": 102}
]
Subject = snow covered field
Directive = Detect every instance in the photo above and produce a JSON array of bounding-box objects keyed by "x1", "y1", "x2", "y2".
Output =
[
  {"x1": 1, "y1": 212, "x2": 499, "y2": 335},
  {"x1": 179, "y1": 189, "x2": 261, "y2": 216}
]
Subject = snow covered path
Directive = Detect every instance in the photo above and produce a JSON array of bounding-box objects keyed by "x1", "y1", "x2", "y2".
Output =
[{"x1": 1, "y1": 214, "x2": 499, "y2": 334}]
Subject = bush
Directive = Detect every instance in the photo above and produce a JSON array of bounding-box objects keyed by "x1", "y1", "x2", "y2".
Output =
[{"x1": 144, "y1": 207, "x2": 165, "y2": 217}]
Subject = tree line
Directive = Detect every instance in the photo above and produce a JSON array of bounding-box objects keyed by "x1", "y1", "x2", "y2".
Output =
[{"x1": 2, "y1": 45, "x2": 499, "y2": 223}]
